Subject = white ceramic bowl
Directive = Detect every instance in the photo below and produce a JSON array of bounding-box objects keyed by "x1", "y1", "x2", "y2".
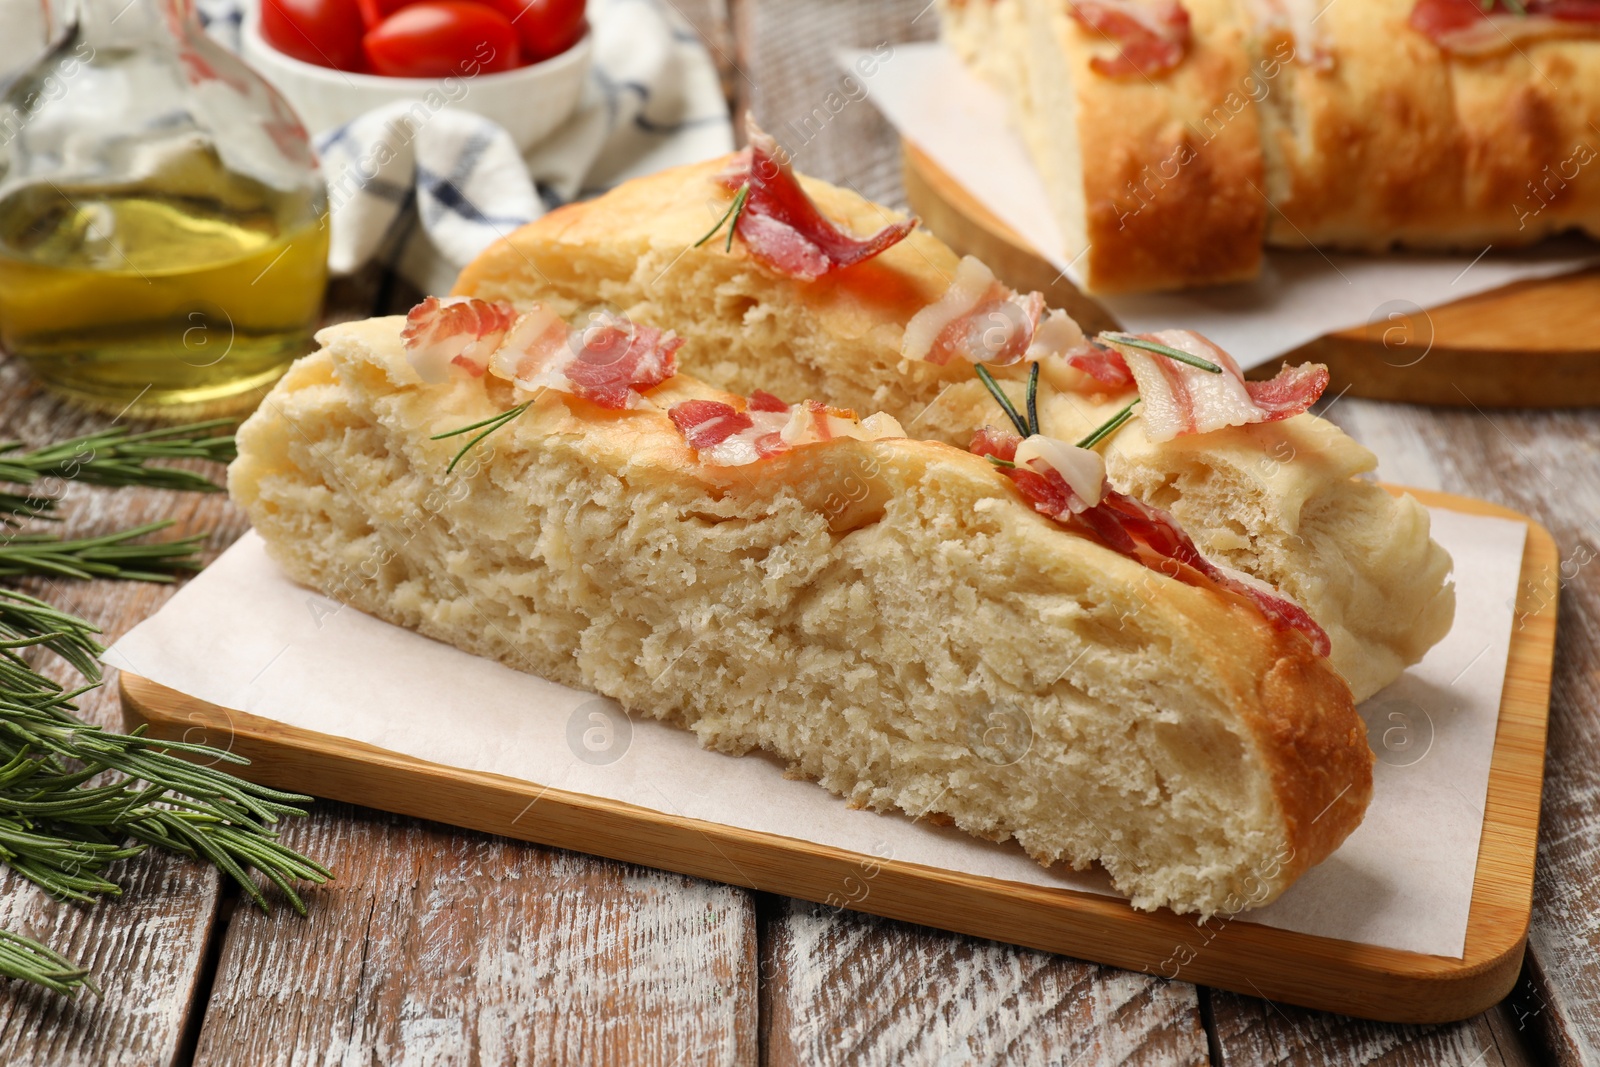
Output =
[{"x1": 240, "y1": 5, "x2": 591, "y2": 152}]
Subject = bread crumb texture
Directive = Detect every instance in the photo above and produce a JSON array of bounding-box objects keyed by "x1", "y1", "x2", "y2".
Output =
[{"x1": 456, "y1": 165, "x2": 1455, "y2": 704}]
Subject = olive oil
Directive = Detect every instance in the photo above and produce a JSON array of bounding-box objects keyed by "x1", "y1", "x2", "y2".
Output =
[{"x1": 0, "y1": 179, "x2": 328, "y2": 413}]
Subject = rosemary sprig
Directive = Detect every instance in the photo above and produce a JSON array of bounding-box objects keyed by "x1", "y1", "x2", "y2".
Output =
[
  {"x1": 1076, "y1": 400, "x2": 1139, "y2": 450},
  {"x1": 431, "y1": 401, "x2": 532, "y2": 474},
  {"x1": 0, "y1": 929, "x2": 98, "y2": 997},
  {"x1": 0, "y1": 591, "x2": 331, "y2": 923},
  {"x1": 1024, "y1": 362, "x2": 1040, "y2": 440},
  {"x1": 693, "y1": 183, "x2": 751, "y2": 252},
  {"x1": 0, "y1": 521, "x2": 204, "y2": 582},
  {"x1": 0, "y1": 490, "x2": 58, "y2": 528},
  {"x1": 975, "y1": 361, "x2": 1139, "y2": 462},
  {"x1": 975, "y1": 365, "x2": 1031, "y2": 438},
  {"x1": 1099, "y1": 333, "x2": 1222, "y2": 374},
  {"x1": 0, "y1": 420, "x2": 236, "y2": 493},
  {"x1": 0, "y1": 423, "x2": 328, "y2": 998}
]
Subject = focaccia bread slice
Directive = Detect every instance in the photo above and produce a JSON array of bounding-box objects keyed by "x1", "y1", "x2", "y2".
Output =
[
  {"x1": 229, "y1": 315, "x2": 1372, "y2": 917},
  {"x1": 452, "y1": 155, "x2": 1454, "y2": 702},
  {"x1": 940, "y1": 0, "x2": 1600, "y2": 289},
  {"x1": 943, "y1": 0, "x2": 1269, "y2": 292}
]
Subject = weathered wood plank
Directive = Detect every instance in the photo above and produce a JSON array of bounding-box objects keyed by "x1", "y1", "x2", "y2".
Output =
[
  {"x1": 193, "y1": 804, "x2": 758, "y2": 1066},
  {"x1": 761, "y1": 897, "x2": 1208, "y2": 1067},
  {"x1": 0, "y1": 359, "x2": 244, "y2": 1066},
  {"x1": 1207, "y1": 989, "x2": 1537, "y2": 1067}
]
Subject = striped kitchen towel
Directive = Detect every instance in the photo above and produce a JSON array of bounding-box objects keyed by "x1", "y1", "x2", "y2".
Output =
[{"x1": 198, "y1": 0, "x2": 734, "y2": 293}]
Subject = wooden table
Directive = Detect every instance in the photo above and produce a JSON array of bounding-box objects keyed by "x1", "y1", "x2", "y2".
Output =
[{"x1": 1, "y1": 2, "x2": 1596, "y2": 1063}]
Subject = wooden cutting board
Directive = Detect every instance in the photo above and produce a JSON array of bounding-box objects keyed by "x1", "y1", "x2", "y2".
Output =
[
  {"x1": 902, "y1": 142, "x2": 1600, "y2": 408},
  {"x1": 119, "y1": 487, "x2": 1558, "y2": 1026}
]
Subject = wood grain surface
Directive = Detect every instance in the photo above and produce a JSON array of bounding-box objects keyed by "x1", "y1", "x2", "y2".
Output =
[
  {"x1": 901, "y1": 142, "x2": 1600, "y2": 408},
  {"x1": 1, "y1": 0, "x2": 1597, "y2": 1061},
  {"x1": 192, "y1": 805, "x2": 757, "y2": 1067},
  {"x1": 760, "y1": 897, "x2": 1208, "y2": 1066}
]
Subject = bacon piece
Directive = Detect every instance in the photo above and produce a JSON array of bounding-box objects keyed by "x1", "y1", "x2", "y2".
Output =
[
  {"x1": 670, "y1": 401, "x2": 753, "y2": 450},
  {"x1": 1069, "y1": 0, "x2": 1192, "y2": 78},
  {"x1": 483, "y1": 307, "x2": 682, "y2": 410},
  {"x1": 564, "y1": 320, "x2": 683, "y2": 409},
  {"x1": 1102, "y1": 331, "x2": 1327, "y2": 442},
  {"x1": 1409, "y1": 0, "x2": 1600, "y2": 54},
  {"x1": 487, "y1": 306, "x2": 568, "y2": 382},
  {"x1": 748, "y1": 389, "x2": 790, "y2": 412},
  {"x1": 1027, "y1": 309, "x2": 1089, "y2": 363},
  {"x1": 671, "y1": 394, "x2": 905, "y2": 466},
  {"x1": 718, "y1": 117, "x2": 918, "y2": 281},
  {"x1": 1064, "y1": 344, "x2": 1136, "y2": 388},
  {"x1": 1245, "y1": 360, "x2": 1331, "y2": 419},
  {"x1": 973, "y1": 428, "x2": 1331, "y2": 655},
  {"x1": 902, "y1": 256, "x2": 1049, "y2": 366},
  {"x1": 1014, "y1": 434, "x2": 1108, "y2": 508},
  {"x1": 401, "y1": 296, "x2": 517, "y2": 383}
]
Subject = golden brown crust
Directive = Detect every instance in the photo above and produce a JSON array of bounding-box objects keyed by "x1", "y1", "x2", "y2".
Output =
[
  {"x1": 1253, "y1": 0, "x2": 1600, "y2": 249},
  {"x1": 943, "y1": 0, "x2": 1600, "y2": 288},
  {"x1": 1250, "y1": 640, "x2": 1376, "y2": 892},
  {"x1": 1063, "y1": 0, "x2": 1270, "y2": 292}
]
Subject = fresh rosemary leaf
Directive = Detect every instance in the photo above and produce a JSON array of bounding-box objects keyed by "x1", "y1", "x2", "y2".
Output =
[
  {"x1": 432, "y1": 401, "x2": 532, "y2": 474},
  {"x1": 1025, "y1": 362, "x2": 1040, "y2": 440},
  {"x1": 0, "y1": 490, "x2": 58, "y2": 527},
  {"x1": 0, "y1": 929, "x2": 98, "y2": 997},
  {"x1": 693, "y1": 183, "x2": 751, "y2": 251},
  {"x1": 0, "y1": 521, "x2": 204, "y2": 582},
  {"x1": 1100, "y1": 333, "x2": 1223, "y2": 373},
  {"x1": 975, "y1": 365, "x2": 1032, "y2": 438},
  {"x1": 0, "y1": 541, "x2": 329, "y2": 997},
  {"x1": 1076, "y1": 400, "x2": 1140, "y2": 450},
  {"x1": 0, "y1": 420, "x2": 235, "y2": 493}
]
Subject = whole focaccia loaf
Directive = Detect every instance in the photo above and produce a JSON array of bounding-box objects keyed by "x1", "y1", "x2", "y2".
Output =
[
  {"x1": 453, "y1": 157, "x2": 1454, "y2": 702},
  {"x1": 940, "y1": 0, "x2": 1600, "y2": 291},
  {"x1": 229, "y1": 315, "x2": 1372, "y2": 917}
]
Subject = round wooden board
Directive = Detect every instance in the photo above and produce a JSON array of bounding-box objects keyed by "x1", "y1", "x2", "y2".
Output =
[{"x1": 901, "y1": 142, "x2": 1600, "y2": 408}]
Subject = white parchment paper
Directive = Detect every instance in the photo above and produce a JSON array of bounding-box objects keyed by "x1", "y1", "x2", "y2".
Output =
[
  {"x1": 106, "y1": 506, "x2": 1524, "y2": 958},
  {"x1": 842, "y1": 44, "x2": 1598, "y2": 372}
]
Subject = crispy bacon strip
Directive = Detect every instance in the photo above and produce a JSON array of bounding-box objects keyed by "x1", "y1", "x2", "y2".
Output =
[
  {"x1": 1409, "y1": 0, "x2": 1600, "y2": 54},
  {"x1": 401, "y1": 296, "x2": 517, "y2": 383},
  {"x1": 973, "y1": 428, "x2": 1331, "y2": 655},
  {"x1": 717, "y1": 117, "x2": 919, "y2": 280},
  {"x1": 1069, "y1": 0, "x2": 1192, "y2": 78},
  {"x1": 1103, "y1": 331, "x2": 1327, "y2": 442}
]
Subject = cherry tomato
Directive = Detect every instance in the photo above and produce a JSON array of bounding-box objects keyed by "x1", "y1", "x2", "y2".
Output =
[
  {"x1": 477, "y1": 0, "x2": 586, "y2": 62},
  {"x1": 354, "y1": 0, "x2": 413, "y2": 31},
  {"x1": 363, "y1": 1, "x2": 522, "y2": 77},
  {"x1": 260, "y1": 0, "x2": 368, "y2": 71}
]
